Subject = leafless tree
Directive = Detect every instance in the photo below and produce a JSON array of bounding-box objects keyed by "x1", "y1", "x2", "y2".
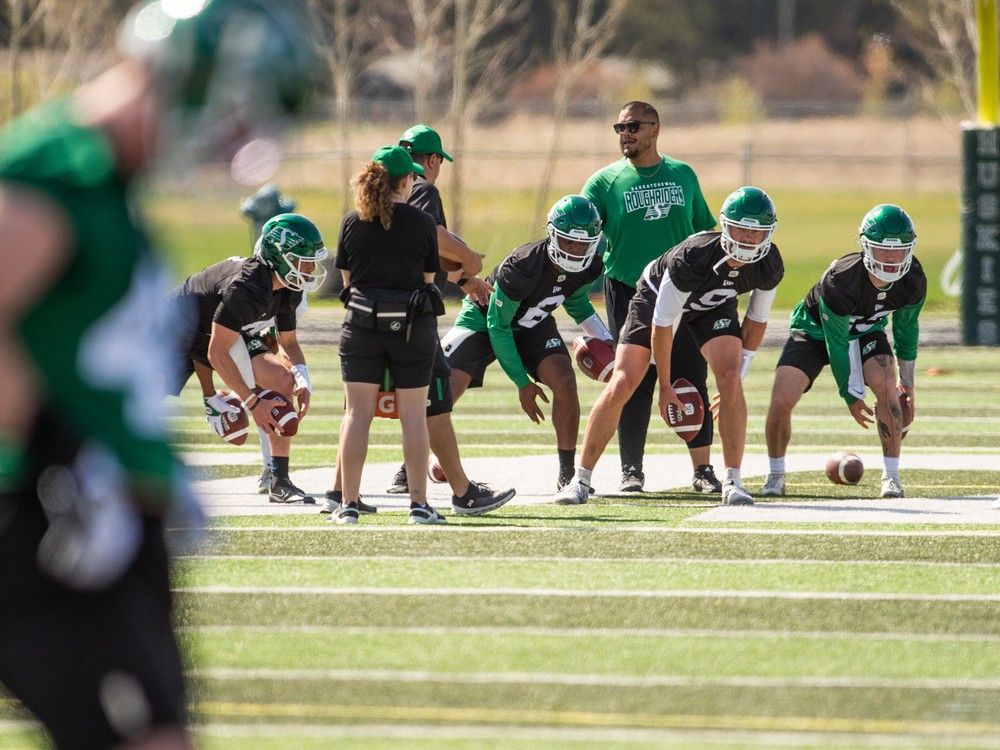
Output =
[
  {"x1": 892, "y1": 0, "x2": 977, "y2": 116},
  {"x1": 5, "y1": 0, "x2": 48, "y2": 119},
  {"x1": 403, "y1": 0, "x2": 451, "y2": 123},
  {"x1": 531, "y1": 0, "x2": 627, "y2": 232}
]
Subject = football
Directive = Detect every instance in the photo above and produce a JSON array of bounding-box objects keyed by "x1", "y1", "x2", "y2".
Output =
[
  {"x1": 572, "y1": 336, "x2": 615, "y2": 382},
  {"x1": 825, "y1": 451, "x2": 864, "y2": 485},
  {"x1": 217, "y1": 392, "x2": 249, "y2": 446},
  {"x1": 254, "y1": 387, "x2": 299, "y2": 437},
  {"x1": 440, "y1": 256, "x2": 463, "y2": 272},
  {"x1": 428, "y1": 457, "x2": 448, "y2": 483},
  {"x1": 665, "y1": 377, "x2": 705, "y2": 442},
  {"x1": 898, "y1": 386, "x2": 914, "y2": 439}
]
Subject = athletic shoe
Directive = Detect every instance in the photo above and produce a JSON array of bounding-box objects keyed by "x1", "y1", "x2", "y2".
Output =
[
  {"x1": 268, "y1": 476, "x2": 315, "y2": 504},
  {"x1": 386, "y1": 465, "x2": 408, "y2": 494},
  {"x1": 554, "y1": 479, "x2": 590, "y2": 505},
  {"x1": 760, "y1": 473, "x2": 786, "y2": 497},
  {"x1": 321, "y1": 491, "x2": 377, "y2": 515},
  {"x1": 722, "y1": 481, "x2": 754, "y2": 506},
  {"x1": 692, "y1": 464, "x2": 722, "y2": 494},
  {"x1": 557, "y1": 471, "x2": 595, "y2": 495},
  {"x1": 331, "y1": 503, "x2": 359, "y2": 525},
  {"x1": 452, "y1": 482, "x2": 516, "y2": 516},
  {"x1": 880, "y1": 475, "x2": 905, "y2": 499},
  {"x1": 409, "y1": 504, "x2": 447, "y2": 525},
  {"x1": 257, "y1": 466, "x2": 272, "y2": 495},
  {"x1": 619, "y1": 465, "x2": 645, "y2": 493}
]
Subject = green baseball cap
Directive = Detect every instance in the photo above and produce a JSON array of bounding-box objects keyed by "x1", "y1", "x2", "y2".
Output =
[
  {"x1": 372, "y1": 145, "x2": 425, "y2": 177},
  {"x1": 399, "y1": 124, "x2": 454, "y2": 162}
]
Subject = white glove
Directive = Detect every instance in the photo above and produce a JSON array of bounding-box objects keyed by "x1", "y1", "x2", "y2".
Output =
[
  {"x1": 204, "y1": 393, "x2": 242, "y2": 437},
  {"x1": 35, "y1": 442, "x2": 143, "y2": 591}
]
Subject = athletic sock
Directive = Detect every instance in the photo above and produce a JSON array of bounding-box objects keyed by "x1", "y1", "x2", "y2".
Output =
[
  {"x1": 768, "y1": 456, "x2": 785, "y2": 475},
  {"x1": 883, "y1": 457, "x2": 900, "y2": 479},
  {"x1": 558, "y1": 448, "x2": 575, "y2": 474},
  {"x1": 272, "y1": 456, "x2": 290, "y2": 480},
  {"x1": 575, "y1": 467, "x2": 593, "y2": 486},
  {"x1": 725, "y1": 467, "x2": 742, "y2": 485}
]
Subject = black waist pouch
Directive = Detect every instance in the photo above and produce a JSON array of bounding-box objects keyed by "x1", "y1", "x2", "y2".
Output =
[{"x1": 344, "y1": 287, "x2": 441, "y2": 337}]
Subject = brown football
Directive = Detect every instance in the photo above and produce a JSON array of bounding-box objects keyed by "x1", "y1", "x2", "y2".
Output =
[
  {"x1": 217, "y1": 392, "x2": 249, "y2": 446},
  {"x1": 572, "y1": 336, "x2": 615, "y2": 382},
  {"x1": 825, "y1": 451, "x2": 864, "y2": 485},
  {"x1": 440, "y1": 256, "x2": 462, "y2": 272},
  {"x1": 253, "y1": 387, "x2": 299, "y2": 437},
  {"x1": 665, "y1": 377, "x2": 705, "y2": 443},
  {"x1": 428, "y1": 457, "x2": 447, "y2": 483}
]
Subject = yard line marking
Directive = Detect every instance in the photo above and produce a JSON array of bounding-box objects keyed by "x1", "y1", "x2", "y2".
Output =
[
  {"x1": 174, "y1": 586, "x2": 1000, "y2": 602},
  {"x1": 190, "y1": 667, "x2": 1000, "y2": 691},
  {"x1": 178, "y1": 554, "x2": 1000, "y2": 568},
  {"x1": 191, "y1": 699, "x2": 1000, "y2": 736},
  {"x1": 179, "y1": 624, "x2": 1000, "y2": 643}
]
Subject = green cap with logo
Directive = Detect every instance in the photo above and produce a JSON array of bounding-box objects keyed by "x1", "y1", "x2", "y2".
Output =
[
  {"x1": 372, "y1": 145, "x2": 425, "y2": 177},
  {"x1": 399, "y1": 124, "x2": 453, "y2": 162}
]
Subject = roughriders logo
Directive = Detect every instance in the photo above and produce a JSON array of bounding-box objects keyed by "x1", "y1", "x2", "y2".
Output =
[
  {"x1": 264, "y1": 226, "x2": 304, "y2": 252},
  {"x1": 623, "y1": 182, "x2": 687, "y2": 221}
]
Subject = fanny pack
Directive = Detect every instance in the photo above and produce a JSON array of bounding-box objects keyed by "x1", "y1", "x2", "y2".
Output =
[{"x1": 342, "y1": 285, "x2": 444, "y2": 340}]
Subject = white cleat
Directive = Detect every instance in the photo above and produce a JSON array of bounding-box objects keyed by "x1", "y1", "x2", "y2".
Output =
[
  {"x1": 554, "y1": 480, "x2": 590, "y2": 505},
  {"x1": 760, "y1": 473, "x2": 786, "y2": 497},
  {"x1": 880, "y1": 475, "x2": 905, "y2": 499},
  {"x1": 722, "y1": 481, "x2": 754, "y2": 506}
]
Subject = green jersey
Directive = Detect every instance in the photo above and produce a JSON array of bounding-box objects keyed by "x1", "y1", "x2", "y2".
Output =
[
  {"x1": 788, "y1": 253, "x2": 926, "y2": 404},
  {"x1": 1, "y1": 100, "x2": 178, "y2": 502},
  {"x1": 582, "y1": 155, "x2": 715, "y2": 287}
]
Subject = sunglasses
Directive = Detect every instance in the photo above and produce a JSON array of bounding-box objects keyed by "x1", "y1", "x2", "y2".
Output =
[{"x1": 613, "y1": 120, "x2": 656, "y2": 134}]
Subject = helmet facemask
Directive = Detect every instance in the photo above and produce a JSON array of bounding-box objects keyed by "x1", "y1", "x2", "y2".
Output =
[
  {"x1": 857, "y1": 203, "x2": 917, "y2": 284},
  {"x1": 254, "y1": 214, "x2": 328, "y2": 292},
  {"x1": 545, "y1": 194, "x2": 603, "y2": 273},
  {"x1": 546, "y1": 225, "x2": 602, "y2": 273},
  {"x1": 860, "y1": 237, "x2": 914, "y2": 283},
  {"x1": 720, "y1": 217, "x2": 774, "y2": 264}
]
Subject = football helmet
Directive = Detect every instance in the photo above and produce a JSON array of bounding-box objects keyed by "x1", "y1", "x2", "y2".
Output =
[
  {"x1": 858, "y1": 204, "x2": 916, "y2": 283},
  {"x1": 719, "y1": 186, "x2": 777, "y2": 263},
  {"x1": 546, "y1": 195, "x2": 604, "y2": 273},
  {"x1": 255, "y1": 213, "x2": 328, "y2": 292}
]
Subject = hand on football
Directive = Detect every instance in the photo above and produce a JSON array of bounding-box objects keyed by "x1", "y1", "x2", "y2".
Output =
[
  {"x1": 518, "y1": 382, "x2": 549, "y2": 424},
  {"x1": 463, "y1": 276, "x2": 493, "y2": 306},
  {"x1": 250, "y1": 396, "x2": 284, "y2": 435},
  {"x1": 293, "y1": 387, "x2": 310, "y2": 420},
  {"x1": 848, "y1": 399, "x2": 875, "y2": 429},
  {"x1": 658, "y1": 384, "x2": 684, "y2": 425},
  {"x1": 204, "y1": 394, "x2": 241, "y2": 437}
]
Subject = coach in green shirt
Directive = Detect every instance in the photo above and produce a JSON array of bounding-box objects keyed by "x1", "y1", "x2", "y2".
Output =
[{"x1": 582, "y1": 100, "x2": 719, "y2": 494}]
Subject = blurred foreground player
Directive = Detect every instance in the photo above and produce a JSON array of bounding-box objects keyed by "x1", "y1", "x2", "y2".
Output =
[{"x1": 0, "y1": 0, "x2": 320, "y2": 747}]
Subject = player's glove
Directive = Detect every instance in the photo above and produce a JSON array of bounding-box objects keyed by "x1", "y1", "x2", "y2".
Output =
[
  {"x1": 35, "y1": 441, "x2": 143, "y2": 591},
  {"x1": 204, "y1": 393, "x2": 241, "y2": 437}
]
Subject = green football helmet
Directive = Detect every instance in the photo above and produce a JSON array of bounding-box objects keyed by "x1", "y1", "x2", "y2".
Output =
[
  {"x1": 119, "y1": 0, "x2": 321, "y2": 169},
  {"x1": 254, "y1": 213, "x2": 328, "y2": 292},
  {"x1": 719, "y1": 186, "x2": 777, "y2": 263},
  {"x1": 546, "y1": 195, "x2": 604, "y2": 273},
  {"x1": 858, "y1": 204, "x2": 916, "y2": 283}
]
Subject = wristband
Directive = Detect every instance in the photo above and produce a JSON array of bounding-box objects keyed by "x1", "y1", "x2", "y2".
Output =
[
  {"x1": 291, "y1": 363, "x2": 311, "y2": 392},
  {"x1": 739, "y1": 349, "x2": 755, "y2": 381},
  {"x1": 457, "y1": 277, "x2": 469, "y2": 287},
  {"x1": 241, "y1": 393, "x2": 260, "y2": 411},
  {"x1": 580, "y1": 312, "x2": 612, "y2": 341}
]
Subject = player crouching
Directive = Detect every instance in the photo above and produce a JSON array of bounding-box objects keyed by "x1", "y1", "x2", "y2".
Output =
[
  {"x1": 440, "y1": 195, "x2": 611, "y2": 490},
  {"x1": 555, "y1": 186, "x2": 783, "y2": 506},
  {"x1": 167, "y1": 213, "x2": 326, "y2": 503}
]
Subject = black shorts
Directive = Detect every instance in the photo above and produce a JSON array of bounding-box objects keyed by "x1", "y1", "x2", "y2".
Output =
[
  {"x1": 777, "y1": 329, "x2": 893, "y2": 392},
  {"x1": 340, "y1": 320, "x2": 438, "y2": 389},
  {"x1": 0, "y1": 494, "x2": 186, "y2": 749},
  {"x1": 620, "y1": 282, "x2": 741, "y2": 350},
  {"x1": 166, "y1": 329, "x2": 270, "y2": 397},
  {"x1": 442, "y1": 316, "x2": 568, "y2": 388}
]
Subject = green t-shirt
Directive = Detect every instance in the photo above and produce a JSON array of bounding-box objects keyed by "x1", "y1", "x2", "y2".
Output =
[
  {"x1": 582, "y1": 155, "x2": 715, "y2": 287},
  {"x1": 0, "y1": 99, "x2": 178, "y2": 502}
]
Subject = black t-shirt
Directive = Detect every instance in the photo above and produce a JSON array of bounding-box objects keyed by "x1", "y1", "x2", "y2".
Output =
[
  {"x1": 335, "y1": 203, "x2": 440, "y2": 291},
  {"x1": 645, "y1": 231, "x2": 784, "y2": 316},
  {"x1": 479, "y1": 239, "x2": 604, "y2": 327},
  {"x1": 802, "y1": 253, "x2": 926, "y2": 334},
  {"x1": 409, "y1": 176, "x2": 447, "y2": 228}
]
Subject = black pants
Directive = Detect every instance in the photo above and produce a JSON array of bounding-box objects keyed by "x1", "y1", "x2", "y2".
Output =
[{"x1": 605, "y1": 277, "x2": 712, "y2": 471}]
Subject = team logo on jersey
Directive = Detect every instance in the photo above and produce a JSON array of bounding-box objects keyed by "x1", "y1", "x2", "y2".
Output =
[
  {"x1": 728, "y1": 270, "x2": 739, "y2": 278},
  {"x1": 495, "y1": 298, "x2": 503, "y2": 307},
  {"x1": 713, "y1": 318, "x2": 731, "y2": 330},
  {"x1": 553, "y1": 286, "x2": 562, "y2": 293},
  {"x1": 863, "y1": 340, "x2": 877, "y2": 355},
  {"x1": 877, "y1": 292, "x2": 887, "y2": 300},
  {"x1": 263, "y1": 226, "x2": 304, "y2": 252},
  {"x1": 623, "y1": 181, "x2": 687, "y2": 222},
  {"x1": 390, "y1": 321, "x2": 402, "y2": 332},
  {"x1": 545, "y1": 337, "x2": 562, "y2": 349},
  {"x1": 723, "y1": 280, "x2": 734, "y2": 287},
  {"x1": 557, "y1": 275, "x2": 566, "y2": 282}
]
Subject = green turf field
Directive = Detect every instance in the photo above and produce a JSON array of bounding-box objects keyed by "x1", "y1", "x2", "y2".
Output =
[{"x1": 4, "y1": 341, "x2": 999, "y2": 749}]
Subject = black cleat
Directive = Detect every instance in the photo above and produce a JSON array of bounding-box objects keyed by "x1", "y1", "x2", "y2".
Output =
[
  {"x1": 692, "y1": 464, "x2": 722, "y2": 494},
  {"x1": 269, "y1": 476, "x2": 315, "y2": 504},
  {"x1": 619, "y1": 465, "x2": 645, "y2": 493},
  {"x1": 386, "y1": 465, "x2": 408, "y2": 494},
  {"x1": 452, "y1": 481, "x2": 516, "y2": 516}
]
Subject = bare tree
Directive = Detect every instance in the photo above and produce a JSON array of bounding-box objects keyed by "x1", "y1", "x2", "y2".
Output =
[
  {"x1": 34, "y1": 0, "x2": 118, "y2": 101},
  {"x1": 404, "y1": 0, "x2": 451, "y2": 122},
  {"x1": 531, "y1": 0, "x2": 627, "y2": 232},
  {"x1": 5, "y1": 0, "x2": 49, "y2": 119},
  {"x1": 892, "y1": 0, "x2": 977, "y2": 116},
  {"x1": 447, "y1": 0, "x2": 531, "y2": 234}
]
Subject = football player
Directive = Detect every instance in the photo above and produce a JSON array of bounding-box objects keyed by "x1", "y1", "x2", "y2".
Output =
[
  {"x1": 168, "y1": 213, "x2": 326, "y2": 504},
  {"x1": 555, "y1": 186, "x2": 783, "y2": 506},
  {"x1": 0, "y1": 0, "x2": 319, "y2": 747},
  {"x1": 441, "y1": 195, "x2": 611, "y2": 489},
  {"x1": 763, "y1": 204, "x2": 924, "y2": 499}
]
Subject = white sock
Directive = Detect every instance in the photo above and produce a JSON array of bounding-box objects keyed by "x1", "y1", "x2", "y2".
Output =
[
  {"x1": 575, "y1": 467, "x2": 593, "y2": 485},
  {"x1": 768, "y1": 456, "x2": 785, "y2": 475},
  {"x1": 259, "y1": 426, "x2": 272, "y2": 469},
  {"x1": 883, "y1": 457, "x2": 900, "y2": 479},
  {"x1": 725, "y1": 467, "x2": 742, "y2": 485}
]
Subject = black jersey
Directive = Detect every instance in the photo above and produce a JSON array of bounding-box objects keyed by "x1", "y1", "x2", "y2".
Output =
[
  {"x1": 335, "y1": 203, "x2": 439, "y2": 291},
  {"x1": 796, "y1": 253, "x2": 927, "y2": 338},
  {"x1": 644, "y1": 231, "x2": 784, "y2": 315},
  {"x1": 172, "y1": 256, "x2": 301, "y2": 340},
  {"x1": 409, "y1": 176, "x2": 447, "y2": 228},
  {"x1": 478, "y1": 240, "x2": 603, "y2": 328}
]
